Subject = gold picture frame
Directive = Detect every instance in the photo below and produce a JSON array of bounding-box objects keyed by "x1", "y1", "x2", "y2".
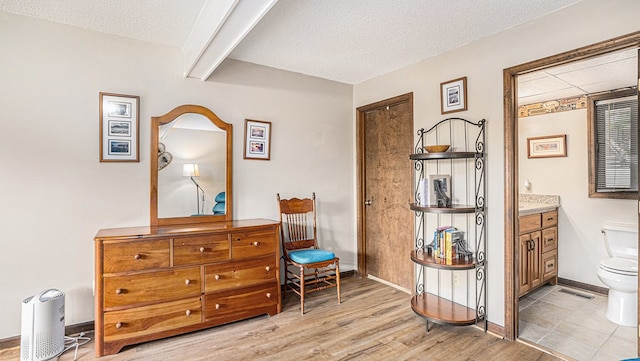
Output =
[
  {"x1": 243, "y1": 119, "x2": 271, "y2": 160},
  {"x1": 440, "y1": 76, "x2": 467, "y2": 114},
  {"x1": 527, "y1": 134, "x2": 567, "y2": 158}
]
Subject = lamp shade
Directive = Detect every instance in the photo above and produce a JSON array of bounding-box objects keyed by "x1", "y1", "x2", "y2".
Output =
[{"x1": 183, "y1": 163, "x2": 200, "y2": 177}]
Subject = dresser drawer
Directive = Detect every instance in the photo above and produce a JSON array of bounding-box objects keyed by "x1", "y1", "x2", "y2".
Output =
[
  {"x1": 231, "y1": 229, "x2": 277, "y2": 259},
  {"x1": 542, "y1": 249, "x2": 558, "y2": 281},
  {"x1": 104, "y1": 267, "x2": 201, "y2": 309},
  {"x1": 173, "y1": 234, "x2": 230, "y2": 266},
  {"x1": 542, "y1": 210, "x2": 558, "y2": 228},
  {"x1": 103, "y1": 297, "x2": 202, "y2": 342},
  {"x1": 204, "y1": 255, "x2": 276, "y2": 292},
  {"x1": 204, "y1": 283, "x2": 278, "y2": 322},
  {"x1": 541, "y1": 226, "x2": 558, "y2": 253},
  {"x1": 103, "y1": 239, "x2": 170, "y2": 273}
]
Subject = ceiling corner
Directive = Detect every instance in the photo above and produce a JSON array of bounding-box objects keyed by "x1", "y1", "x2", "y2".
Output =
[{"x1": 182, "y1": 0, "x2": 278, "y2": 81}]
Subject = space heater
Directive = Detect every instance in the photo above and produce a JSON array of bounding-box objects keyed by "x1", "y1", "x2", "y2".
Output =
[{"x1": 20, "y1": 289, "x2": 65, "y2": 361}]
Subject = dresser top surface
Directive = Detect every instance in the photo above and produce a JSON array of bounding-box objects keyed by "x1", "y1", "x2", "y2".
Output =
[{"x1": 95, "y1": 218, "x2": 279, "y2": 240}]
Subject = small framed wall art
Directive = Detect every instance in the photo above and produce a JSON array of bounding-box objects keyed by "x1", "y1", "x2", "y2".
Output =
[
  {"x1": 244, "y1": 119, "x2": 271, "y2": 160},
  {"x1": 527, "y1": 134, "x2": 567, "y2": 158},
  {"x1": 99, "y1": 92, "x2": 140, "y2": 162},
  {"x1": 440, "y1": 76, "x2": 467, "y2": 114}
]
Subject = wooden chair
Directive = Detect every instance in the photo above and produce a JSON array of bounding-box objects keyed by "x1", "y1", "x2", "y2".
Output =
[{"x1": 277, "y1": 192, "x2": 340, "y2": 314}]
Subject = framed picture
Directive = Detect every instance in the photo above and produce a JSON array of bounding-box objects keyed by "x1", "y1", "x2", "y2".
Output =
[
  {"x1": 244, "y1": 119, "x2": 271, "y2": 160},
  {"x1": 428, "y1": 174, "x2": 452, "y2": 207},
  {"x1": 99, "y1": 92, "x2": 139, "y2": 162},
  {"x1": 440, "y1": 77, "x2": 467, "y2": 114},
  {"x1": 527, "y1": 134, "x2": 567, "y2": 158}
]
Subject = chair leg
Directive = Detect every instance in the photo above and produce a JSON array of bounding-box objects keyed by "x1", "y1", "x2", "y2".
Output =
[
  {"x1": 299, "y1": 265, "x2": 305, "y2": 315},
  {"x1": 336, "y1": 261, "x2": 341, "y2": 304}
]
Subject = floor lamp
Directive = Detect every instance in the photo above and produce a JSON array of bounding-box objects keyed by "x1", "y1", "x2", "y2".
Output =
[{"x1": 183, "y1": 163, "x2": 204, "y2": 215}]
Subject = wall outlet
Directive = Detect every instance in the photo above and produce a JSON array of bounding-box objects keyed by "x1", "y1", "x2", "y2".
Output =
[{"x1": 453, "y1": 272, "x2": 460, "y2": 286}]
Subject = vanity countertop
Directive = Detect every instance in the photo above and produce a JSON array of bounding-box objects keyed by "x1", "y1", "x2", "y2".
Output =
[{"x1": 519, "y1": 194, "x2": 560, "y2": 216}]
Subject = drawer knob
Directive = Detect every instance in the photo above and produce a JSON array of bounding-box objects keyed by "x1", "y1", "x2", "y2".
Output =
[
  {"x1": 266, "y1": 292, "x2": 272, "y2": 299},
  {"x1": 115, "y1": 322, "x2": 123, "y2": 329},
  {"x1": 115, "y1": 288, "x2": 123, "y2": 295},
  {"x1": 215, "y1": 304, "x2": 221, "y2": 310},
  {"x1": 134, "y1": 254, "x2": 141, "y2": 260},
  {"x1": 252, "y1": 241, "x2": 260, "y2": 247},
  {"x1": 185, "y1": 279, "x2": 192, "y2": 286},
  {"x1": 265, "y1": 266, "x2": 271, "y2": 272},
  {"x1": 199, "y1": 247, "x2": 205, "y2": 253},
  {"x1": 214, "y1": 274, "x2": 221, "y2": 280},
  {"x1": 547, "y1": 218, "x2": 554, "y2": 221},
  {"x1": 186, "y1": 309, "x2": 192, "y2": 316}
]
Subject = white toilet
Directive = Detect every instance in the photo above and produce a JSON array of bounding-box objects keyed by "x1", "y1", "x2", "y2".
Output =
[{"x1": 597, "y1": 221, "x2": 638, "y2": 327}]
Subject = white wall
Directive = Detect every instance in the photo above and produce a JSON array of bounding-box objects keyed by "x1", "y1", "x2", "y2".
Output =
[
  {"x1": 353, "y1": 0, "x2": 640, "y2": 327},
  {"x1": 0, "y1": 12, "x2": 353, "y2": 339},
  {"x1": 519, "y1": 110, "x2": 637, "y2": 286}
]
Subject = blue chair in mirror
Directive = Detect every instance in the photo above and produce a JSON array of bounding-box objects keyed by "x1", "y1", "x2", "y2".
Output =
[{"x1": 213, "y1": 192, "x2": 225, "y2": 215}]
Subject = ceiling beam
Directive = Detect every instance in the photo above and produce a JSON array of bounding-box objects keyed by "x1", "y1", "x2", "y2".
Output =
[{"x1": 182, "y1": 0, "x2": 278, "y2": 80}]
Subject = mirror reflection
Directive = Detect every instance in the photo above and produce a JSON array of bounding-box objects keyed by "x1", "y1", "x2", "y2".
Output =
[{"x1": 157, "y1": 113, "x2": 227, "y2": 218}]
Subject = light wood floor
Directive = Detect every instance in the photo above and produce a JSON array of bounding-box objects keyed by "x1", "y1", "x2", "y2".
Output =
[{"x1": 1, "y1": 277, "x2": 562, "y2": 361}]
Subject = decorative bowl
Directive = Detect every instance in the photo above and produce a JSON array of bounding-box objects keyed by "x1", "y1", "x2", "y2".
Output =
[{"x1": 424, "y1": 145, "x2": 450, "y2": 153}]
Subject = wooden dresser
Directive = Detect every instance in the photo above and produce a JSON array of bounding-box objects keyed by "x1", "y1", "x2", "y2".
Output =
[
  {"x1": 94, "y1": 219, "x2": 280, "y2": 357},
  {"x1": 518, "y1": 209, "x2": 558, "y2": 297}
]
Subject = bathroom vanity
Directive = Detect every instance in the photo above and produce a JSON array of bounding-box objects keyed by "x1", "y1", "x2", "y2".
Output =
[{"x1": 518, "y1": 194, "x2": 559, "y2": 297}]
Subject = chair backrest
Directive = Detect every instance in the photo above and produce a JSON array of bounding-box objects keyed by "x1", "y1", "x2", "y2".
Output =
[{"x1": 277, "y1": 193, "x2": 318, "y2": 253}]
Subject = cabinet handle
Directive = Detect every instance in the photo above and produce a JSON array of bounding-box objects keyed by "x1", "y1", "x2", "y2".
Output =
[
  {"x1": 215, "y1": 304, "x2": 221, "y2": 310},
  {"x1": 199, "y1": 247, "x2": 206, "y2": 253},
  {"x1": 547, "y1": 262, "x2": 554, "y2": 270},
  {"x1": 547, "y1": 217, "x2": 554, "y2": 221},
  {"x1": 265, "y1": 266, "x2": 271, "y2": 272},
  {"x1": 266, "y1": 292, "x2": 272, "y2": 299},
  {"x1": 185, "y1": 309, "x2": 192, "y2": 316},
  {"x1": 115, "y1": 322, "x2": 123, "y2": 329},
  {"x1": 134, "y1": 254, "x2": 141, "y2": 260},
  {"x1": 115, "y1": 288, "x2": 123, "y2": 295},
  {"x1": 214, "y1": 274, "x2": 221, "y2": 280},
  {"x1": 252, "y1": 241, "x2": 260, "y2": 247},
  {"x1": 185, "y1": 279, "x2": 192, "y2": 285}
]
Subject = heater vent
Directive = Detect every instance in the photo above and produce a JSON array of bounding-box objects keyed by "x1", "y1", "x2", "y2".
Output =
[{"x1": 558, "y1": 288, "x2": 594, "y2": 299}]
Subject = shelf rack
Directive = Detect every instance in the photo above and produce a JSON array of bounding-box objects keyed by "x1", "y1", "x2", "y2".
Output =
[{"x1": 410, "y1": 117, "x2": 487, "y2": 330}]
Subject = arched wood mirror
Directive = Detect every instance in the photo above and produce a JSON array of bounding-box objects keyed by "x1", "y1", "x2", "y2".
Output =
[{"x1": 150, "y1": 105, "x2": 232, "y2": 226}]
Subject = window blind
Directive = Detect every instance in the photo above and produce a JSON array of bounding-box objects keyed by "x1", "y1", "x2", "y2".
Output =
[{"x1": 595, "y1": 95, "x2": 638, "y2": 192}]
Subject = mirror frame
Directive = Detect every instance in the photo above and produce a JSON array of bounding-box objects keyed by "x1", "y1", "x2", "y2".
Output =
[{"x1": 150, "y1": 104, "x2": 233, "y2": 226}]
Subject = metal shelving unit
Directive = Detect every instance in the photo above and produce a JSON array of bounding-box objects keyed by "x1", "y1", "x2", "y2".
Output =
[{"x1": 410, "y1": 117, "x2": 487, "y2": 331}]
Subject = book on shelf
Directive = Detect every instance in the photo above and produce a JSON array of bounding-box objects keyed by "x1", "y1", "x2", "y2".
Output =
[
  {"x1": 429, "y1": 226, "x2": 469, "y2": 263},
  {"x1": 417, "y1": 175, "x2": 452, "y2": 207}
]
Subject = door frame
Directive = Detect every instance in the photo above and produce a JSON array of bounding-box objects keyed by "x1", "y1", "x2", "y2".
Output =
[
  {"x1": 503, "y1": 31, "x2": 640, "y2": 342},
  {"x1": 356, "y1": 92, "x2": 414, "y2": 277}
]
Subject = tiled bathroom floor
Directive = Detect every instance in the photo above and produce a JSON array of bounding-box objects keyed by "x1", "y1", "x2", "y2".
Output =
[{"x1": 519, "y1": 284, "x2": 636, "y2": 361}]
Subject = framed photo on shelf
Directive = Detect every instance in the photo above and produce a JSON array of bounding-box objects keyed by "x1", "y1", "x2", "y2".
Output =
[
  {"x1": 243, "y1": 119, "x2": 271, "y2": 160},
  {"x1": 440, "y1": 76, "x2": 467, "y2": 114},
  {"x1": 99, "y1": 92, "x2": 139, "y2": 162},
  {"x1": 527, "y1": 134, "x2": 567, "y2": 158},
  {"x1": 429, "y1": 174, "x2": 452, "y2": 207}
]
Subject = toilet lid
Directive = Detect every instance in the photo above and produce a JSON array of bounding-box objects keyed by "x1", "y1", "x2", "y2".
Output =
[{"x1": 600, "y1": 257, "x2": 638, "y2": 275}]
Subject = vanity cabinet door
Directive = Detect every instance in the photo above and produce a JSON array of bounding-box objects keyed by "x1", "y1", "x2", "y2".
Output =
[{"x1": 518, "y1": 231, "x2": 541, "y2": 297}]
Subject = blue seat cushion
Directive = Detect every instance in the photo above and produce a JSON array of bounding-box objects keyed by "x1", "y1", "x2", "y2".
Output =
[
  {"x1": 215, "y1": 192, "x2": 225, "y2": 202},
  {"x1": 213, "y1": 202, "x2": 225, "y2": 213},
  {"x1": 289, "y1": 249, "x2": 335, "y2": 264}
]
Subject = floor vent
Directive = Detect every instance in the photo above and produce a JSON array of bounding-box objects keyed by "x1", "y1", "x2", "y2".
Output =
[{"x1": 559, "y1": 288, "x2": 594, "y2": 300}]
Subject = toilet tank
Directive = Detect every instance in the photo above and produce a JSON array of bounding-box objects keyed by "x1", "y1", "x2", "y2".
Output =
[{"x1": 602, "y1": 221, "x2": 638, "y2": 259}]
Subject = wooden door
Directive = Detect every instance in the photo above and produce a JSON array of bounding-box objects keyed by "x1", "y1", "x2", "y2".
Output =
[{"x1": 357, "y1": 93, "x2": 413, "y2": 290}]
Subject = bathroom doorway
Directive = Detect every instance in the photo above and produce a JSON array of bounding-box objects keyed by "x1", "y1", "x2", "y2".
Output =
[{"x1": 502, "y1": 31, "x2": 640, "y2": 355}]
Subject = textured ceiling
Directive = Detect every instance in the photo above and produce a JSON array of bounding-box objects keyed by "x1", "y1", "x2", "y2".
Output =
[{"x1": 0, "y1": 0, "x2": 584, "y2": 85}]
